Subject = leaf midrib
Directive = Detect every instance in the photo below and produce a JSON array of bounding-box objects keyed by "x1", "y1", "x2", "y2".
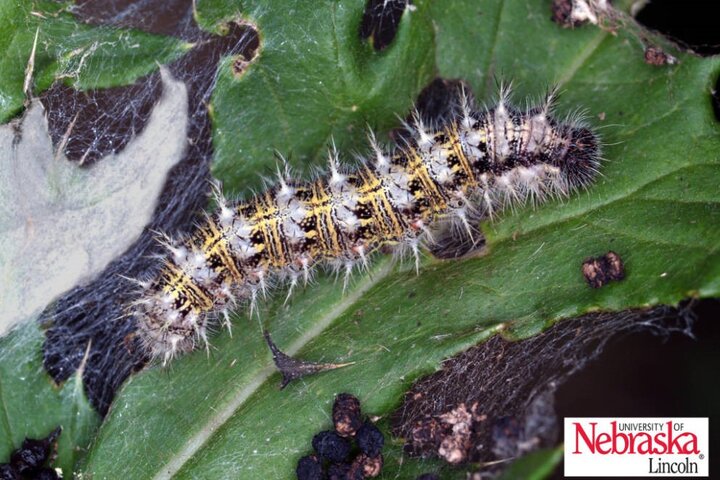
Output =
[
  {"x1": 150, "y1": 161, "x2": 719, "y2": 479},
  {"x1": 151, "y1": 260, "x2": 393, "y2": 480},
  {"x1": 153, "y1": 95, "x2": 718, "y2": 480},
  {"x1": 80, "y1": 1, "x2": 720, "y2": 474}
]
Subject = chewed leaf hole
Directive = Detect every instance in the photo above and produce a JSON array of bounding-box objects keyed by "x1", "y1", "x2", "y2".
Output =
[
  {"x1": 222, "y1": 20, "x2": 260, "y2": 78},
  {"x1": 231, "y1": 53, "x2": 255, "y2": 78},
  {"x1": 359, "y1": 0, "x2": 411, "y2": 51}
]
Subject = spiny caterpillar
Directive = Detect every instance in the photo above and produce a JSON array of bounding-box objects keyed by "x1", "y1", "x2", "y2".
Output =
[{"x1": 133, "y1": 86, "x2": 601, "y2": 363}]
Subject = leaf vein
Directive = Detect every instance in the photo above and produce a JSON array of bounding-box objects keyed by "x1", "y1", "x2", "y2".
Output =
[
  {"x1": 0, "y1": 375, "x2": 14, "y2": 441},
  {"x1": 494, "y1": 162, "x2": 720, "y2": 241},
  {"x1": 152, "y1": 261, "x2": 394, "y2": 480},
  {"x1": 556, "y1": 31, "x2": 608, "y2": 87}
]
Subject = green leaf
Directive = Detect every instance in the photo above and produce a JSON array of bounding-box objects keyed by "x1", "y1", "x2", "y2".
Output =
[
  {"x1": 79, "y1": 0, "x2": 720, "y2": 478},
  {"x1": 0, "y1": 15, "x2": 188, "y2": 469},
  {"x1": 497, "y1": 446, "x2": 564, "y2": 480},
  {"x1": 208, "y1": 0, "x2": 436, "y2": 193},
  {"x1": 0, "y1": 322, "x2": 100, "y2": 476},
  {"x1": 0, "y1": 0, "x2": 189, "y2": 123}
]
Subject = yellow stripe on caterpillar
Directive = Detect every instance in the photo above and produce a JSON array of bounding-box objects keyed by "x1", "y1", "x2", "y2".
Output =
[{"x1": 133, "y1": 85, "x2": 602, "y2": 364}]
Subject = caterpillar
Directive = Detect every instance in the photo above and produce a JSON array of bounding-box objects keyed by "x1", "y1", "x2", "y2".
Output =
[{"x1": 133, "y1": 86, "x2": 601, "y2": 363}]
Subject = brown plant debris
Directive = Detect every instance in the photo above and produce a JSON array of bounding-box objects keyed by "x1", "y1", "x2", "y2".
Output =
[
  {"x1": 551, "y1": 0, "x2": 611, "y2": 28},
  {"x1": 582, "y1": 251, "x2": 625, "y2": 288},
  {"x1": 644, "y1": 46, "x2": 678, "y2": 66},
  {"x1": 333, "y1": 393, "x2": 364, "y2": 437}
]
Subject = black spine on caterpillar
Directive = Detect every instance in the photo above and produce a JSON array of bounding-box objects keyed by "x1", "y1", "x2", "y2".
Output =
[{"x1": 131, "y1": 85, "x2": 601, "y2": 364}]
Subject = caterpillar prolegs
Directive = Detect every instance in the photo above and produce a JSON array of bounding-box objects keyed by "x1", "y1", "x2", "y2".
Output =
[{"x1": 133, "y1": 86, "x2": 601, "y2": 363}]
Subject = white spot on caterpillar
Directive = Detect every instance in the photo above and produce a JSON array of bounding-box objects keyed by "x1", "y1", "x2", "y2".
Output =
[{"x1": 134, "y1": 84, "x2": 601, "y2": 362}]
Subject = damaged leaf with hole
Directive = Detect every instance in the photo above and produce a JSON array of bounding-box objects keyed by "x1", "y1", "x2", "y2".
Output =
[
  {"x1": 0, "y1": 0, "x2": 718, "y2": 478},
  {"x1": 0, "y1": 0, "x2": 187, "y2": 123},
  {"x1": 224, "y1": 21, "x2": 261, "y2": 78},
  {"x1": 391, "y1": 308, "x2": 691, "y2": 471},
  {"x1": 80, "y1": 1, "x2": 720, "y2": 478},
  {"x1": 207, "y1": 0, "x2": 435, "y2": 193},
  {"x1": 360, "y1": 0, "x2": 412, "y2": 51},
  {"x1": 0, "y1": 324, "x2": 99, "y2": 478},
  {"x1": 0, "y1": 68, "x2": 188, "y2": 335}
]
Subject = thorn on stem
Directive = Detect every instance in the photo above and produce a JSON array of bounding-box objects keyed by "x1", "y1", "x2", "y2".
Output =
[{"x1": 263, "y1": 330, "x2": 354, "y2": 389}]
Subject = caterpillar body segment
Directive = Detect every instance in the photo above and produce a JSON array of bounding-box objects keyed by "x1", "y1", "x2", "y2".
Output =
[{"x1": 134, "y1": 87, "x2": 601, "y2": 363}]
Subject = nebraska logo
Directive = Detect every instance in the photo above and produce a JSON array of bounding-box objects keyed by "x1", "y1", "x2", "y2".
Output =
[
  {"x1": 573, "y1": 421, "x2": 699, "y2": 455},
  {"x1": 564, "y1": 418, "x2": 709, "y2": 477}
]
